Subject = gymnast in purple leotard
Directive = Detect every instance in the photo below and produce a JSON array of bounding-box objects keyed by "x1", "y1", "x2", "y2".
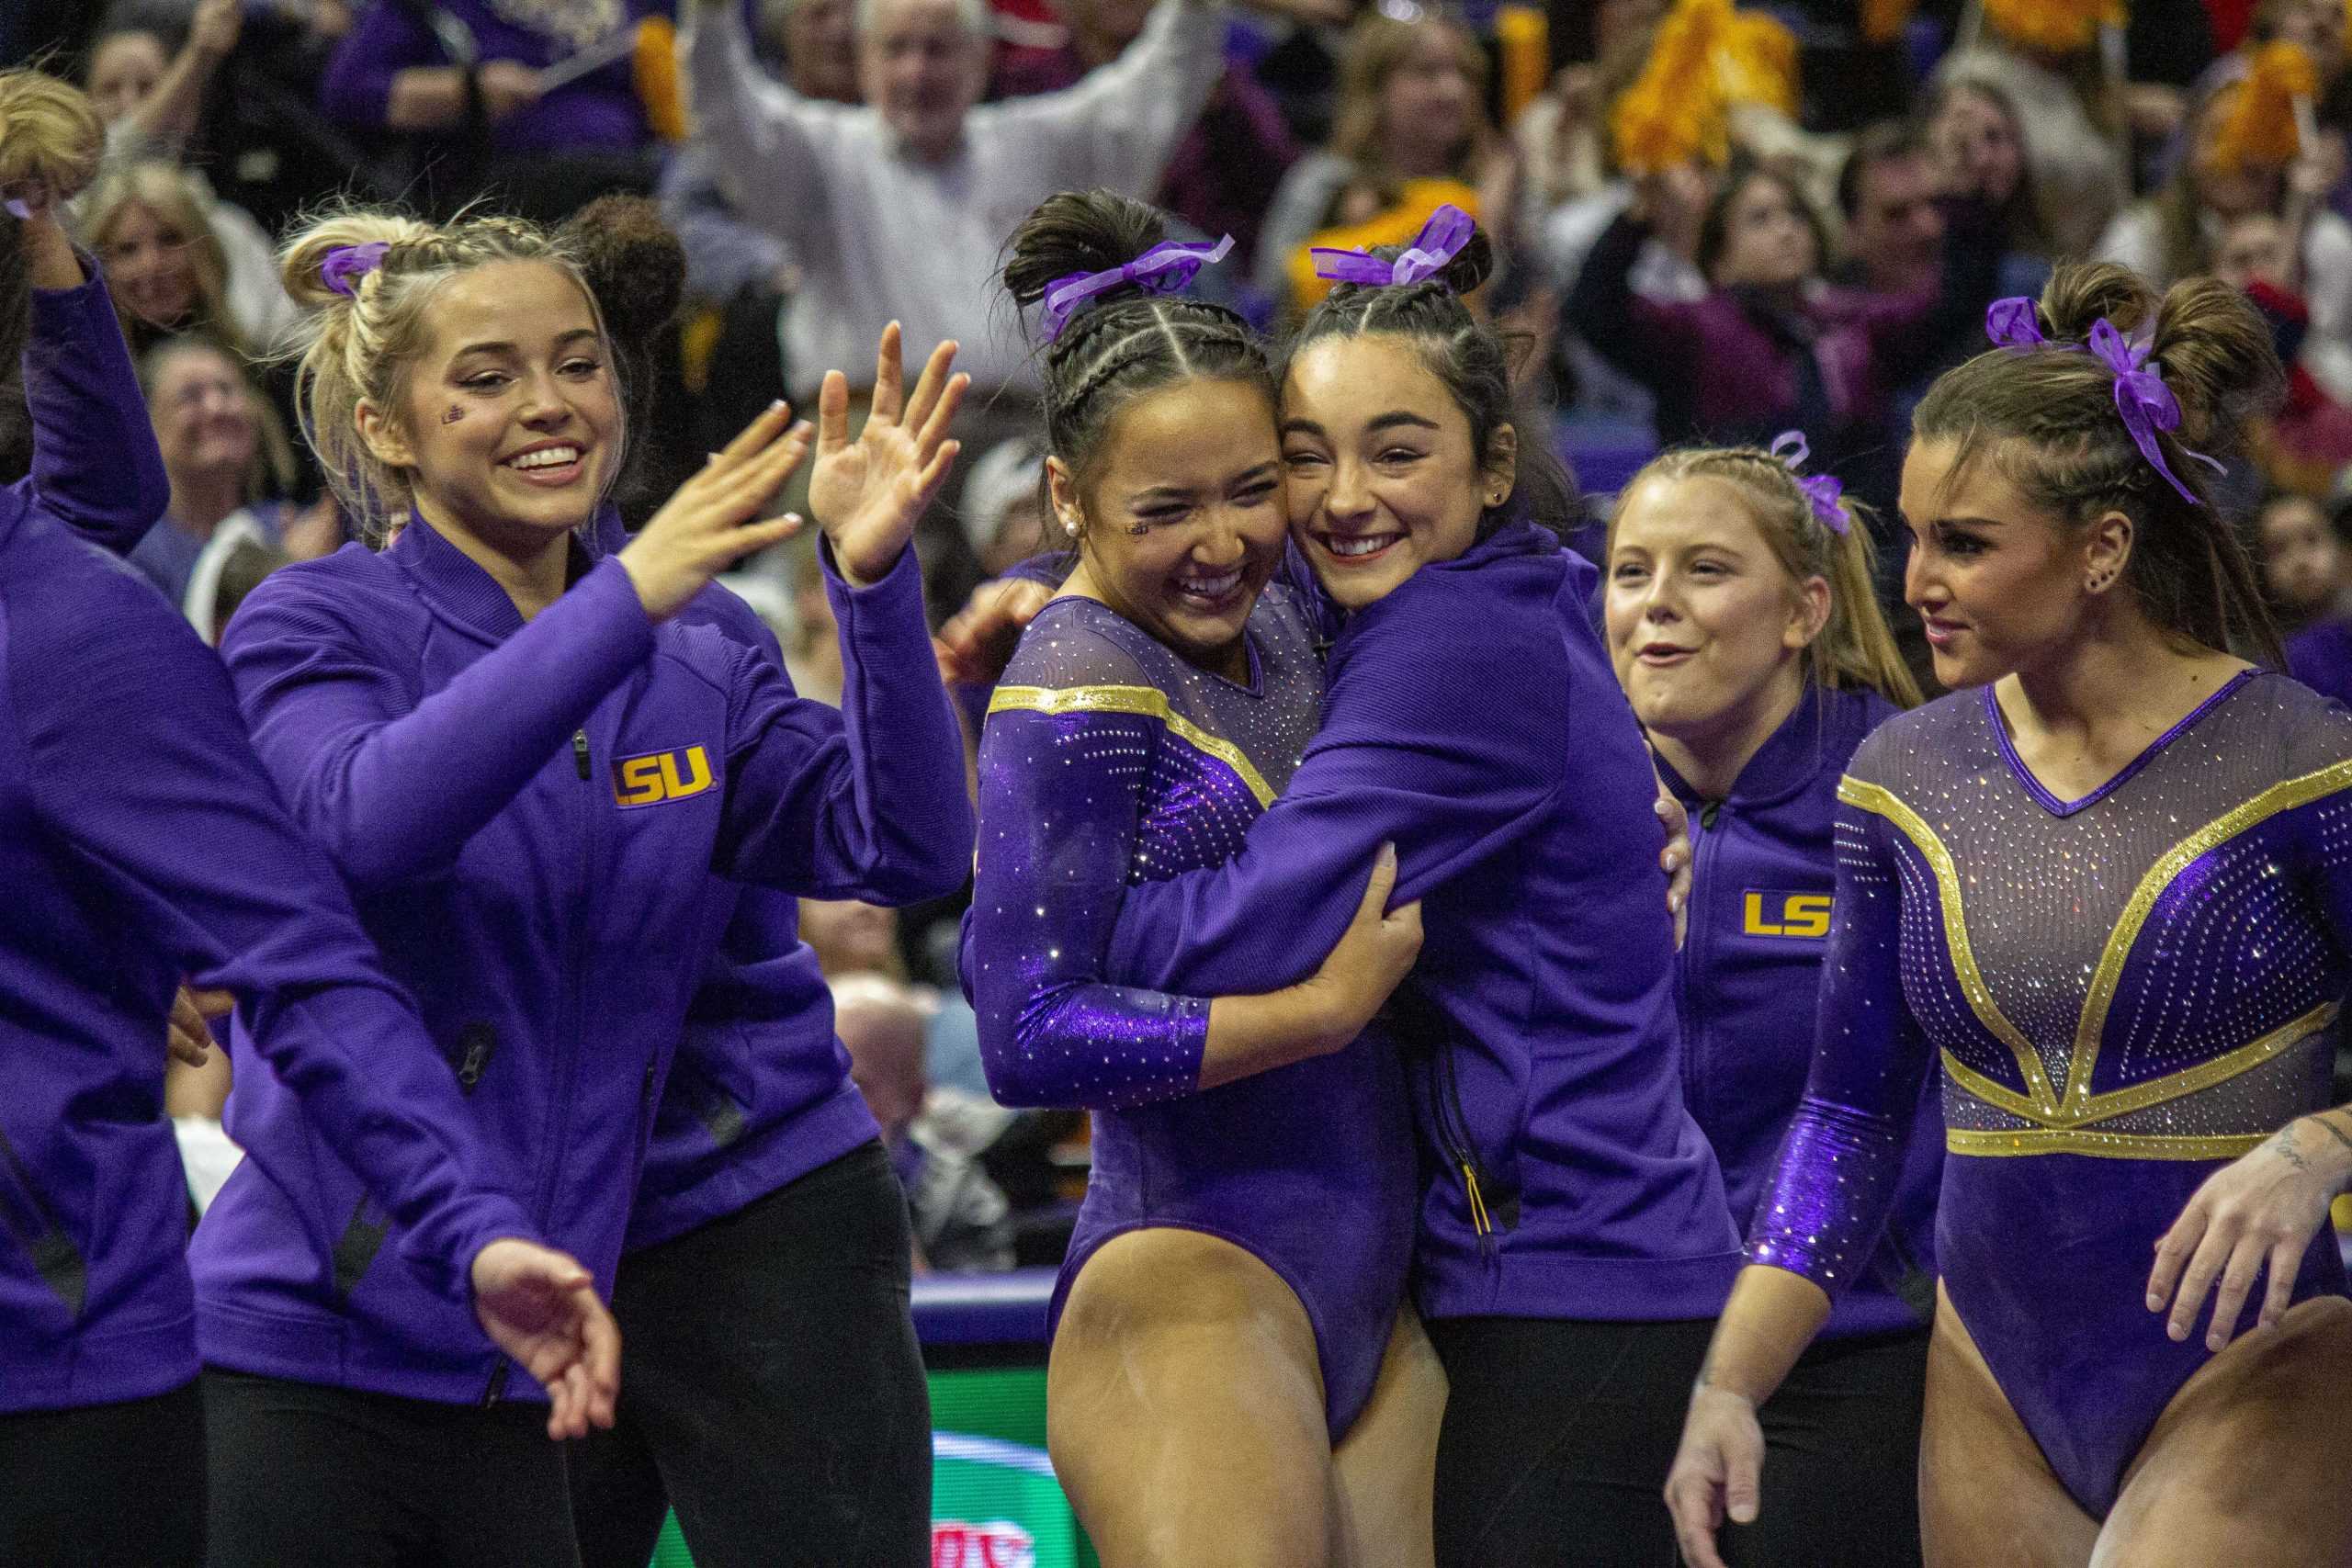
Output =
[
  {"x1": 963, "y1": 191, "x2": 1432, "y2": 1568},
  {"x1": 1668, "y1": 265, "x2": 2352, "y2": 1568}
]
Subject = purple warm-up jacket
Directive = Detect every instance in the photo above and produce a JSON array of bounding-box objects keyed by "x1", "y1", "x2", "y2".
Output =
[
  {"x1": 196, "y1": 516, "x2": 968, "y2": 1404},
  {"x1": 1, "y1": 271, "x2": 543, "y2": 1415},
  {"x1": 1101, "y1": 522, "x2": 1742, "y2": 1322},
  {"x1": 583, "y1": 510, "x2": 944, "y2": 1255},
  {"x1": 1660, "y1": 682, "x2": 1942, "y2": 1339}
]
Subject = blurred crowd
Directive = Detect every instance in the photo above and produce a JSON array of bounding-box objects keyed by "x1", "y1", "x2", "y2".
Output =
[{"x1": 16, "y1": 0, "x2": 2352, "y2": 1270}]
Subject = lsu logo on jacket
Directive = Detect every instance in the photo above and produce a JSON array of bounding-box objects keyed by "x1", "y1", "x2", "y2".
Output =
[
  {"x1": 1742, "y1": 891, "x2": 1830, "y2": 939},
  {"x1": 612, "y1": 746, "x2": 713, "y2": 807}
]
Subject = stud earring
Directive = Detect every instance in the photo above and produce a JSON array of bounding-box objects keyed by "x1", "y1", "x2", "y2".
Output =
[{"x1": 1062, "y1": 514, "x2": 1080, "y2": 537}]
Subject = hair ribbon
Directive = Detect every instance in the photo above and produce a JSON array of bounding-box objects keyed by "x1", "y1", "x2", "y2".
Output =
[
  {"x1": 1039, "y1": 234, "x2": 1234, "y2": 344},
  {"x1": 1982, "y1": 297, "x2": 2222, "y2": 504},
  {"x1": 1311, "y1": 204, "x2": 1476, "y2": 288},
  {"x1": 321, "y1": 242, "x2": 391, "y2": 299},
  {"x1": 1770, "y1": 431, "x2": 1849, "y2": 535}
]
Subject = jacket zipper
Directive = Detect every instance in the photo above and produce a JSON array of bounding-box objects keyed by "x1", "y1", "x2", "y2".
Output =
[
  {"x1": 1425, "y1": 1030, "x2": 1498, "y2": 1258},
  {"x1": 1680, "y1": 799, "x2": 1723, "y2": 1123},
  {"x1": 572, "y1": 729, "x2": 591, "y2": 782}
]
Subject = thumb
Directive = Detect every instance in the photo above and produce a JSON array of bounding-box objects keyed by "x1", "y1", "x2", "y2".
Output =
[
  {"x1": 1724, "y1": 1438, "x2": 1763, "y2": 1525},
  {"x1": 1361, "y1": 841, "x2": 1399, "y2": 913}
]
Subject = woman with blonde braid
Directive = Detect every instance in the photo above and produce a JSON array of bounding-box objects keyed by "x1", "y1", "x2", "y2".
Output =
[
  {"x1": 1604, "y1": 438, "x2": 1935, "y2": 1565},
  {"x1": 195, "y1": 203, "x2": 973, "y2": 1562}
]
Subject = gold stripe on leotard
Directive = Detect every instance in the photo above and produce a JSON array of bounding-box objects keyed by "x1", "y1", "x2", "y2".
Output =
[
  {"x1": 1838, "y1": 777, "x2": 2062, "y2": 1116},
  {"x1": 2064, "y1": 758, "x2": 2352, "y2": 1112},
  {"x1": 2061, "y1": 1000, "x2": 2337, "y2": 1127},
  {"x1": 1946, "y1": 1127, "x2": 2268, "y2": 1160},
  {"x1": 988, "y1": 684, "x2": 1277, "y2": 809}
]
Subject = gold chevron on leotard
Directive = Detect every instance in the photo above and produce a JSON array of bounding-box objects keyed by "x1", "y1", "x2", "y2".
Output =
[
  {"x1": 1838, "y1": 777, "x2": 2061, "y2": 1115},
  {"x1": 2064, "y1": 758, "x2": 2352, "y2": 1109},
  {"x1": 988, "y1": 684, "x2": 1277, "y2": 809}
]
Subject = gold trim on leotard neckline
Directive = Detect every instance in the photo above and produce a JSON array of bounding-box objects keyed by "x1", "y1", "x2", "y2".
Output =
[
  {"x1": 1838, "y1": 777, "x2": 2062, "y2": 1115},
  {"x1": 988, "y1": 684, "x2": 1278, "y2": 809},
  {"x1": 2064, "y1": 758, "x2": 2352, "y2": 1111}
]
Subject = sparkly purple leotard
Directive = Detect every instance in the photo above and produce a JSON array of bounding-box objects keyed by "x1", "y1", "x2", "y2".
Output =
[
  {"x1": 964, "y1": 590, "x2": 1417, "y2": 1438},
  {"x1": 1749, "y1": 671, "x2": 2352, "y2": 1517}
]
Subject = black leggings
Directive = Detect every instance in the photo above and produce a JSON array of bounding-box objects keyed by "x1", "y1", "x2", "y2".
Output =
[
  {"x1": 0, "y1": 1381, "x2": 205, "y2": 1567},
  {"x1": 1428, "y1": 1315, "x2": 1714, "y2": 1568},
  {"x1": 201, "y1": 1369, "x2": 579, "y2": 1567},
  {"x1": 1717, "y1": 1327, "x2": 1928, "y2": 1568},
  {"x1": 568, "y1": 1141, "x2": 932, "y2": 1568}
]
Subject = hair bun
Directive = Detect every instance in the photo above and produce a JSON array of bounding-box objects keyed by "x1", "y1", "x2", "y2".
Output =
[
  {"x1": 1375, "y1": 217, "x2": 1494, "y2": 297},
  {"x1": 2148, "y1": 273, "x2": 2285, "y2": 443},
  {"x1": 2036, "y1": 260, "x2": 2155, "y2": 345},
  {"x1": 562, "y1": 195, "x2": 686, "y2": 349},
  {"x1": 278, "y1": 209, "x2": 432, "y2": 311},
  {"x1": 1001, "y1": 189, "x2": 1169, "y2": 329}
]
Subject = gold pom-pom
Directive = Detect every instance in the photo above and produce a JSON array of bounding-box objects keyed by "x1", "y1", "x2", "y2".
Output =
[
  {"x1": 634, "y1": 17, "x2": 686, "y2": 142},
  {"x1": 1980, "y1": 0, "x2": 2123, "y2": 56},
  {"x1": 2210, "y1": 41, "x2": 2319, "y2": 173},
  {"x1": 1720, "y1": 10, "x2": 1798, "y2": 118},
  {"x1": 1610, "y1": 0, "x2": 1730, "y2": 173}
]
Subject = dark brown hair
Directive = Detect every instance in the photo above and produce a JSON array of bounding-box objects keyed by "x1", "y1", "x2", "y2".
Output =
[
  {"x1": 1913, "y1": 261, "x2": 2286, "y2": 664},
  {"x1": 1697, "y1": 165, "x2": 1830, "y2": 287}
]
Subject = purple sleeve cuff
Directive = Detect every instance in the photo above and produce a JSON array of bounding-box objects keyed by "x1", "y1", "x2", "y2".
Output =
[
  {"x1": 397, "y1": 1190, "x2": 550, "y2": 1309},
  {"x1": 1744, "y1": 1095, "x2": 1908, "y2": 1299}
]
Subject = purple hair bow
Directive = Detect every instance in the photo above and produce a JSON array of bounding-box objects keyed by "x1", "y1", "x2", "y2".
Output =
[
  {"x1": 1984, "y1": 296, "x2": 2045, "y2": 351},
  {"x1": 2086, "y1": 318, "x2": 2217, "y2": 505},
  {"x1": 1770, "y1": 431, "x2": 1849, "y2": 536},
  {"x1": 1039, "y1": 234, "x2": 1235, "y2": 344},
  {"x1": 1311, "y1": 204, "x2": 1476, "y2": 288},
  {"x1": 320, "y1": 242, "x2": 391, "y2": 299}
]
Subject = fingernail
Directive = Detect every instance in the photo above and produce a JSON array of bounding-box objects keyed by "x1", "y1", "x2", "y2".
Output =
[
  {"x1": 2167, "y1": 1321, "x2": 2187, "y2": 1341},
  {"x1": 769, "y1": 398, "x2": 787, "y2": 411},
  {"x1": 1378, "y1": 840, "x2": 1396, "y2": 865},
  {"x1": 2147, "y1": 1292, "x2": 2164, "y2": 1309}
]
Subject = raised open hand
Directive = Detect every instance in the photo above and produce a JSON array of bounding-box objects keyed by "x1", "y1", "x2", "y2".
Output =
[
  {"x1": 617, "y1": 400, "x2": 811, "y2": 622},
  {"x1": 808, "y1": 322, "x2": 968, "y2": 587}
]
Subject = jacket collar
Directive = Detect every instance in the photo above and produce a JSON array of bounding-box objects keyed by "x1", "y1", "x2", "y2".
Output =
[
  {"x1": 1657, "y1": 682, "x2": 1894, "y2": 813},
  {"x1": 390, "y1": 510, "x2": 594, "y2": 642}
]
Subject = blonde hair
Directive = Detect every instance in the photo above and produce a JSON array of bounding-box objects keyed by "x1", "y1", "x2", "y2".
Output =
[
  {"x1": 0, "y1": 69, "x2": 105, "y2": 204},
  {"x1": 1329, "y1": 12, "x2": 1496, "y2": 193},
  {"x1": 1608, "y1": 446, "x2": 1924, "y2": 708},
  {"x1": 79, "y1": 161, "x2": 246, "y2": 352},
  {"x1": 276, "y1": 204, "x2": 618, "y2": 545}
]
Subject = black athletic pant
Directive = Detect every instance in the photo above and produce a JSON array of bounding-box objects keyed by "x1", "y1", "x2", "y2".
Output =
[
  {"x1": 0, "y1": 1381, "x2": 204, "y2": 1567},
  {"x1": 568, "y1": 1140, "x2": 932, "y2": 1568},
  {"x1": 1428, "y1": 1315, "x2": 1715, "y2": 1568},
  {"x1": 1718, "y1": 1327, "x2": 1928, "y2": 1568},
  {"x1": 202, "y1": 1369, "x2": 580, "y2": 1567}
]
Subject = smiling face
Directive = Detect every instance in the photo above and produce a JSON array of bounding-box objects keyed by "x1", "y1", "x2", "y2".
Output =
[
  {"x1": 1053, "y1": 377, "x2": 1286, "y2": 672},
  {"x1": 1899, "y1": 437, "x2": 2108, "y2": 688},
  {"x1": 1605, "y1": 473, "x2": 1823, "y2": 756},
  {"x1": 1280, "y1": 334, "x2": 1510, "y2": 611},
  {"x1": 360, "y1": 260, "x2": 619, "y2": 551},
  {"x1": 97, "y1": 200, "x2": 202, "y2": 329},
  {"x1": 149, "y1": 344, "x2": 260, "y2": 487}
]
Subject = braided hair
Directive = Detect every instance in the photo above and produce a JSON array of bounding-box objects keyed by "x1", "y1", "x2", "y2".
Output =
[{"x1": 1001, "y1": 190, "x2": 1272, "y2": 522}]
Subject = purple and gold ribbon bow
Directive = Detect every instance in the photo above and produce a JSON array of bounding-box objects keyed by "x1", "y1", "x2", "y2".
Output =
[
  {"x1": 1039, "y1": 234, "x2": 1235, "y2": 344},
  {"x1": 1770, "y1": 431, "x2": 1849, "y2": 536},
  {"x1": 1311, "y1": 204, "x2": 1476, "y2": 288}
]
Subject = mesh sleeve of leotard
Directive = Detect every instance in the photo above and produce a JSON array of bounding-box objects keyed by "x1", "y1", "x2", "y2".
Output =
[
  {"x1": 1745, "y1": 795, "x2": 1939, "y2": 1298},
  {"x1": 964, "y1": 611, "x2": 1210, "y2": 1111}
]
